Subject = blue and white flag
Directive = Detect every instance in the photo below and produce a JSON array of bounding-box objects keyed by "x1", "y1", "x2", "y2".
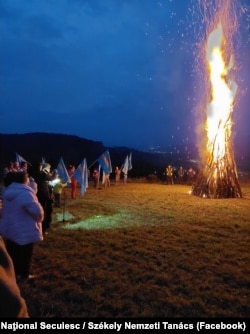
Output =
[
  {"x1": 16, "y1": 152, "x2": 31, "y2": 166},
  {"x1": 41, "y1": 157, "x2": 46, "y2": 169},
  {"x1": 57, "y1": 157, "x2": 71, "y2": 184},
  {"x1": 122, "y1": 155, "x2": 129, "y2": 174},
  {"x1": 97, "y1": 150, "x2": 112, "y2": 174},
  {"x1": 74, "y1": 158, "x2": 88, "y2": 195},
  {"x1": 128, "y1": 152, "x2": 132, "y2": 170}
]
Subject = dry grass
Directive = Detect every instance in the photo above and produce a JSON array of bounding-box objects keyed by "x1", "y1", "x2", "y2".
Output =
[{"x1": 19, "y1": 180, "x2": 250, "y2": 318}]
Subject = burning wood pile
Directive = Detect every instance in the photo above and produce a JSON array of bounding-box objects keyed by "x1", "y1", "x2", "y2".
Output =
[
  {"x1": 191, "y1": 2, "x2": 242, "y2": 199},
  {"x1": 192, "y1": 157, "x2": 242, "y2": 198}
]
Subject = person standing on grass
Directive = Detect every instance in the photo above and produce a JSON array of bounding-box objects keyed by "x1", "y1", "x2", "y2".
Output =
[
  {"x1": 187, "y1": 167, "x2": 196, "y2": 185},
  {"x1": 178, "y1": 166, "x2": 185, "y2": 184},
  {"x1": 68, "y1": 165, "x2": 78, "y2": 199},
  {"x1": 115, "y1": 166, "x2": 121, "y2": 185},
  {"x1": 93, "y1": 168, "x2": 99, "y2": 188},
  {"x1": 123, "y1": 171, "x2": 128, "y2": 184},
  {"x1": 20, "y1": 161, "x2": 38, "y2": 193},
  {"x1": 31, "y1": 162, "x2": 53, "y2": 234},
  {"x1": 103, "y1": 172, "x2": 111, "y2": 187},
  {"x1": 0, "y1": 172, "x2": 44, "y2": 281},
  {"x1": 166, "y1": 164, "x2": 174, "y2": 185},
  {"x1": 52, "y1": 175, "x2": 66, "y2": 208}
]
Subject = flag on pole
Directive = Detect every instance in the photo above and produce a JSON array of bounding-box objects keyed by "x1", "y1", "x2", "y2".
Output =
[
  {"x1": 97, "y1": 164, "x2": 101, "y2": 188},
  {"x1": 15, "y1": 153, "x2": 31, "y2": 166},
  {"x1": 128, "y1": 152, "x2": 132, "y2": 170},
  {"x1": 97, "y1": 150, "x2": 112, "y2": 174},
  {"x1": 74, "y1": 158, "x2": 88, "y2": 195},
  {"x1": 122, "y1": 155, "x2": 129, "y2": 174},
  {"x1": 41, "y1": 157, "x2": 46, "y2": 169},
  {"x1": 57, "y1": 157, "x2": 71, "y2": 184}
]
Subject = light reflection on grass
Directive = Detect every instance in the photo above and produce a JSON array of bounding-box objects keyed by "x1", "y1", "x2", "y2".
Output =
[
  {"x1": 20, "y1": 184, "x2": 250, "y2": 318},
  {"x1": 56, "y1": 211, "x2": 75, "y2": 222},
  {"x1": 62, "y1": 212, "x2": 137, "y2": 230}
]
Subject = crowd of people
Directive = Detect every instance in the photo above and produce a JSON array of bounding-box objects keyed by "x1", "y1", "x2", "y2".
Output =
[
  {"x1": 163, "y1": 165, "x2": 197, "y2": 185},
  {"x1": 0, "y1": 162, "x2": 46, "y2": 317},
  {"x1": 0, "y1": 160, "x2": 130, "y2": 286},
  {"x1": 0, "y1": 158, "x2": 196, "y2": 317},
  {"x1": 0, "y1": 161, "x2": 53, "y2": 286},
  {"x1": 91, "y1": 166, "x2": 127, "y2": 188},
  {"x1": 0, "y1": 159, "x2": 75, "y2": 317}
]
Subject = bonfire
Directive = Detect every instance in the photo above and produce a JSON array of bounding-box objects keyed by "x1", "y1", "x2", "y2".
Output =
[{"x1": 192, "y1": 1, "x2": 242, "y2": 199}]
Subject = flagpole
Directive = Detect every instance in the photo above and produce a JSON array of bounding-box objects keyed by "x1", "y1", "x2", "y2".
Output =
[
  {"x1": 87, "y1": 159, "x2": 98, "y2": 170},
  {"x1": 97, "y1": 165, "x2": 100, "y2": 189},
  {"x1": 62, "y1": 187, "x2": 66, "y2": 222},
  {"x1": 88, "y1": 150, "x2": 111, "y2": 171}
]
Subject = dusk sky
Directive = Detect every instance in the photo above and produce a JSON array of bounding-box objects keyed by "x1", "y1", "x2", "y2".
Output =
[{"x1": 1, "y1": 0, "x2": 249, "y2": 153}]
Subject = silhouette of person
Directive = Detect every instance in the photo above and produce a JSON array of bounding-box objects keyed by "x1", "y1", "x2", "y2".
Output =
[
  {"x1": 166, "y1": 165, "x2": 174, "y2": 185},
  {"x1": 187, "y1": 167, "x2": 196, "y2": 185},
  {"x1": 93, "y1": 169, "x2": 99, "y2": 188},
  {"x1": 103, "y1": 172, "x2": 110, "y2": 187},
  {"x1": 178, "y1": 166, "x2": 185, "y2": 184},
  {"x1": 68, "y1": 165, "x2": 78, "y2": 199},
  {"x1": 115, "y1": 166, "x2": 121, "y2": 185},
  {"x1": 30, "y1": 162, "x2": 53, "y2": 234}
]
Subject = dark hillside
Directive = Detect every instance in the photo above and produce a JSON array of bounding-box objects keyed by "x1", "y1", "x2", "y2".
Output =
[
  {"x1": 0, "y1": 133, "x2": 104, "y2": 167},
  {"x1": 0, "y1": 132, "x2": 189, "y2": 178},
  {"x1": 1, "y1": 132, "x2": 248, "y2": 180}
]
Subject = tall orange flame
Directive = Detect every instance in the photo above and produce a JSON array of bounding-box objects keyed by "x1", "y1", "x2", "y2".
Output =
[
  {"x1": 192, "y1": 0, "x2": 242, "y2": 198},
  {"x1": 206, "y1": 23, "x2": 237, "y2": 165}
]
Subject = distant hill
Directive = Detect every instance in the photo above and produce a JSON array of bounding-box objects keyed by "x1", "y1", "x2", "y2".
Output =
[
  {"x1": 1, "y1": 132, "x2": 248, "y2": 181},
  {"x1": 0, "y1": 132, "x2": 199, "y2": 178},
  {"x1": 0, "y1": 132, "x2": 104, "y2": 167}
]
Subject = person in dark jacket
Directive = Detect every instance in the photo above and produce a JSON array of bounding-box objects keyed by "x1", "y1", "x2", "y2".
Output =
[{"x1": 30, "y1": 163, "x2": 53, "y2": 234}]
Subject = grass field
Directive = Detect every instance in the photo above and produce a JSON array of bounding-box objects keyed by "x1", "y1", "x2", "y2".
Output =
[{"x1": 18, "y1": 179, "x2": 250, "y2": 318}]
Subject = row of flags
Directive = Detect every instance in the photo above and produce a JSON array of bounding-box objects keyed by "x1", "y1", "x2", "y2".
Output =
[{"x1": 15, "y1": 150, "x2": 132, "y2": 196}]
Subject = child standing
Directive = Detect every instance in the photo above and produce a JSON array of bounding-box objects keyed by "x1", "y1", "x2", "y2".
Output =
[
  {"x1": 68, "y1": 165, "x2": 78, "y2": 199},
  {"x1": 53, "y1": 179, "x2": 65, "y2": 208}
]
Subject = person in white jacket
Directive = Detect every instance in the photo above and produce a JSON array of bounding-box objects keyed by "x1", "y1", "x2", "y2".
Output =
[{"x1": 0, "y1": 172, "x2": 44, "y2": 280}]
